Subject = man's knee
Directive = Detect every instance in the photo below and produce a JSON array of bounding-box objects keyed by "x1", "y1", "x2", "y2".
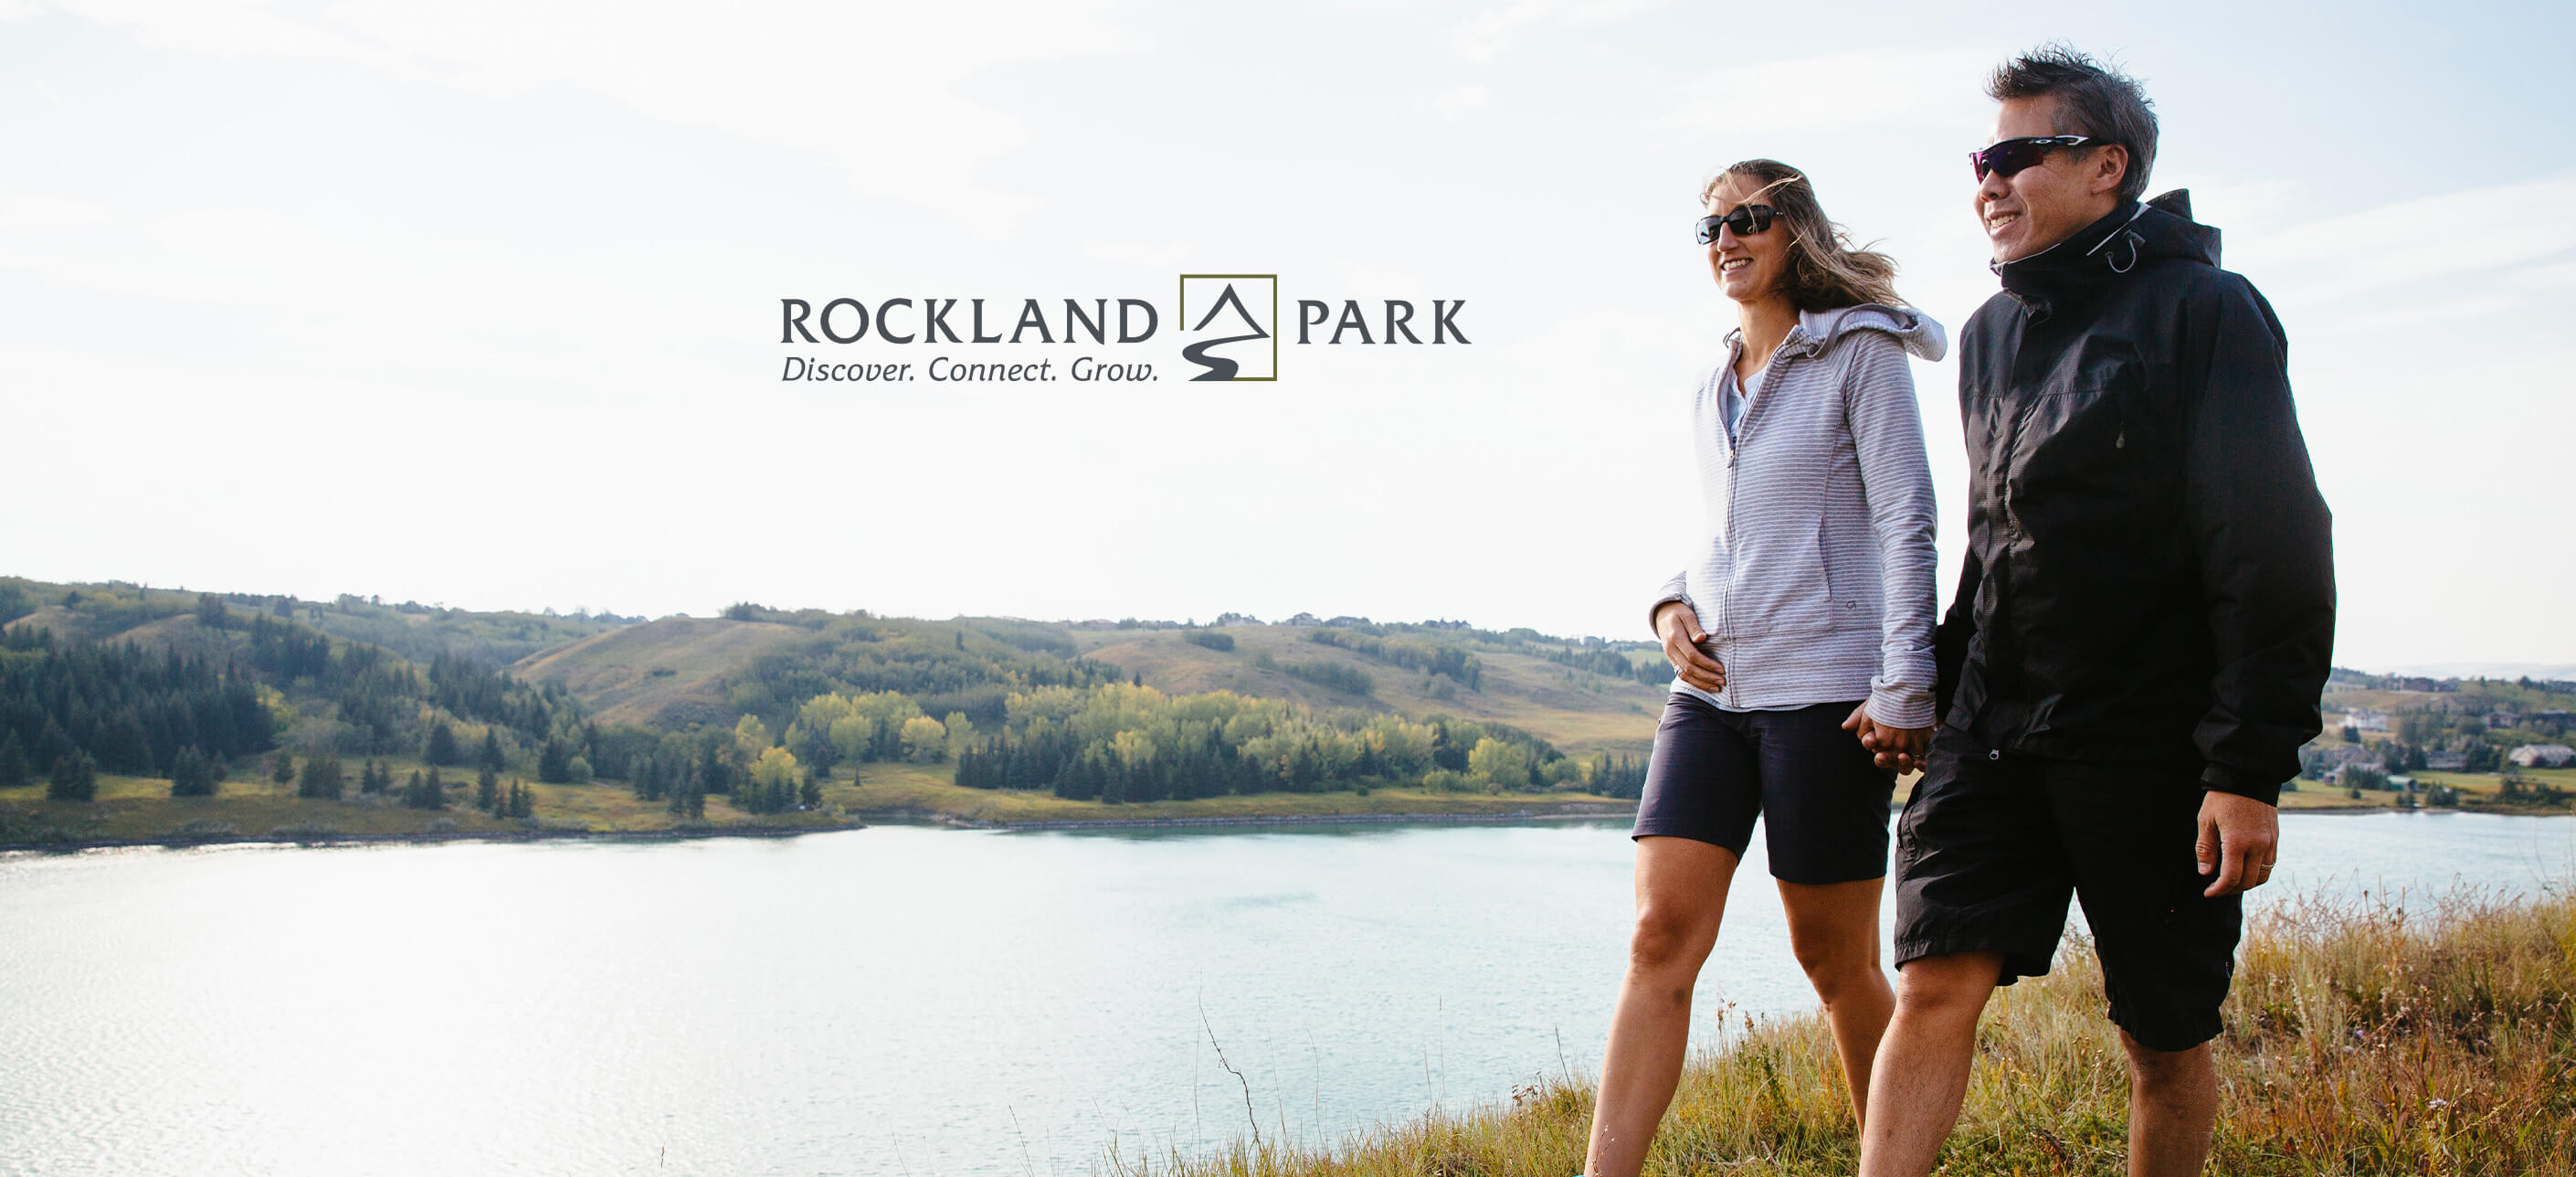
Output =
[
  {"x1": 1893, "y1": 951, "x2": 2002, "y2": 1017},
  {"x1": 2118, "y1": 1030, "x2": 2212, "y2": 1087}
]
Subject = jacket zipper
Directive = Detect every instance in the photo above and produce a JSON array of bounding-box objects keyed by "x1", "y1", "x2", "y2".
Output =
[{"x1": 1716, "y1": 328, "x2": 1803, "y2": 708}]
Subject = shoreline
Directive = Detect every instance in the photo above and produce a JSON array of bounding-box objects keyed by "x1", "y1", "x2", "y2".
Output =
[
  {"x1": 10, "y1": 798, "x2": 2563, "y2": 855},
  {"x1": 0, "y1": 801, "x2": 1646, "y2": 854},
  {"x1": 0, "y1": 821, "x2": 870, "y2": 856}
]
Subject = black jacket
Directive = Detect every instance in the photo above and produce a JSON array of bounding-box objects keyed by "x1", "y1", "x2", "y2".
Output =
[{"x1": 1935, "y1": 191, "x2": 2334, "y2": 805}]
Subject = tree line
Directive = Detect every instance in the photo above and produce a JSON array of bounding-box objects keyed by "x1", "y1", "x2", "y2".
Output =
[{"x1": 949, "y1": 682, "x2": 1615, "y2": 802}]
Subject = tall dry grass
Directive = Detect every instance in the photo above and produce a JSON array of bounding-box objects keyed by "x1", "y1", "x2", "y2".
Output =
[{"x1": 1108, "y1": 880, "x2": 2575, "y2": 1176}]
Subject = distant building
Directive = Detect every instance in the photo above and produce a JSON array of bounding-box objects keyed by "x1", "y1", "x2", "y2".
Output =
[
  {"x1": 2423, "y1": 749, "x2": 2468, "y2": 771},
  {"x1": 2507, "y1": 744, "x2": 2574, "y2": 769},
  {"x1": 2316, "y1": 744, "x2": 2382, "y2": 768},
  {"x1": 2344, "y1": 708, "x2": 2390, "y2": 732},
  {"x1": 2488, "y1": 711, "x2": 2525, "y2": 729}
]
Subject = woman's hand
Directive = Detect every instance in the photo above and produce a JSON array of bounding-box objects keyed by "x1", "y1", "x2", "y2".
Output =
[
  {"x1": 1653, "y1": 601, "x2": 1726, "y2": 694},
  {"x1": 1842, "y1": 705, "x2": 1931, "y2": 774}
]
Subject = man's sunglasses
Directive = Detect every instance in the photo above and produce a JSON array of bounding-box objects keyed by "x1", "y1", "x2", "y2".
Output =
[
  {"x1": 1694, "y1": 205, "x2": 1783, "y2": 244},
  {"x1": 1969, "y1": 134, "x2": 2113, "y2": 180}
]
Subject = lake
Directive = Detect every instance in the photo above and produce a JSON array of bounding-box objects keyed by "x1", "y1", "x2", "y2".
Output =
[{"x1": 3, "y1": 811, "x2": 2570, "y2": 1176}]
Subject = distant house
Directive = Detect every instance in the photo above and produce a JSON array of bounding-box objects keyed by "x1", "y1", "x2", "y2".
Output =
[
  {"x1": 2507, "y1": 744, "x2": 2574, "y2": 769},
  {"x1": 2488, "y1": 711, "x2": 2525, "y2": 729},
  {"x1": 2423, "y1": 749, "x2": 2469, "y2": 771},
  {"x1": 2317, "y1": 744, "x2": 2382, "y2": 768},
  {"x1": 2343, "y1": 708, "x2": 2390, "y2": 731}
]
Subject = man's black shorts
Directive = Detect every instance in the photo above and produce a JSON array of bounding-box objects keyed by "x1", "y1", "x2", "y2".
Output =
[
  {"x1": 1892, "y1": 725, "x2": 2243, "y2": 1052},
  {"x1": 1631, "y1": 693, "x2": 1895, "y2": 885}
]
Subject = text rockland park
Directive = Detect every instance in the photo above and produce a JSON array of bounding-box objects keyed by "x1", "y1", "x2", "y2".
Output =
[{"x1": 775, "y1": 292, "x2": 1469, "y2": 384}]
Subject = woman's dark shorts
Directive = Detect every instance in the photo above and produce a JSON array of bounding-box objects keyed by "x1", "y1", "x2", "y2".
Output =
[
  {"x1": 1631, "y1": 692, "x2": 1896, "y2": 885},
  {"x1": 1891, "y1": 724, "x2": 2243, "y2": 1053}
]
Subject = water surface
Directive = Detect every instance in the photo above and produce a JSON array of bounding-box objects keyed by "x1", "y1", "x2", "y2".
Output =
[{"x1": 3, "y1": 811, "x2": 2566, "y2": 1176}]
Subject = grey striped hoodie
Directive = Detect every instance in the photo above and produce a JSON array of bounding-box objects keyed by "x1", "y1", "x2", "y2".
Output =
[{"x1": 1650, "y1": 303, "x2": 1945, "y2": 727}]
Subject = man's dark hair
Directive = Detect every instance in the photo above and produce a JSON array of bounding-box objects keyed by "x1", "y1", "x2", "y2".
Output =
[{"x1": 1987, "y1": 45, "x2": 2158, "y2": 203}]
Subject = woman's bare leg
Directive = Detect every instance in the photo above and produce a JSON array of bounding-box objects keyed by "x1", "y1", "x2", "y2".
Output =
[
  {"x1": 1583, "y1": 835, "x2": 1741, "y2": 1177},
  {"x1": 1777, "y1": 876, "x2": 1896, "y2": 1129}
]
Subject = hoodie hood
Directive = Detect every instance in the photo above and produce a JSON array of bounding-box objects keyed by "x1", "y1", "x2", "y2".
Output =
[
  {"x1": 1996, "y1": 189, "x2": 2221, "y2": 315},
  {"x1": 1791, "y1": 302, "x2": 1949, "y2": 363}
]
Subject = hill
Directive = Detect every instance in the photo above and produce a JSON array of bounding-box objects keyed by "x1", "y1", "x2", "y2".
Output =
[{"x1": 511, "y1": 616, "x2": 815, "y2": 728}]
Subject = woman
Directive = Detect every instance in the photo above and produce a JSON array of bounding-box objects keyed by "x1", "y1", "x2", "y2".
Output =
[{"x1": 1582, "y1": 159, "x2": 1942, "y2": 1176}]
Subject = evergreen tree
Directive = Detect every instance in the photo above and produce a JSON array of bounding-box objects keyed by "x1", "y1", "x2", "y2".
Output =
[
  {"x1": 298, "y1": 752, "x2": 345, "y2": 800},
  {"x1": 800, "y1": 767, "x2": 824, "y2": 810},
  {"x1": 537, "y1": 739, "x2": 572, "y2": 784},
  {"x1": 476, "y1": 768, "x2": 500, "y2": 812},
  {"x1": 0, "y1": 730, "x2": 30, "y2": 789},
  {"x1": 272, "y1": 751, "x2": 297, "y2": 785},
  {"x1": 170, "y1": 747, "x2": 220, "y2": 798},
  {"x1": 425, "y1": 722, "x2": 460, "y2": 767},
  {"x1": 48, "y1": 749, "x2": 100, "y2": 801},
  {"x1": 478, "y1": 729, "x2": 507, "y2": 774}
]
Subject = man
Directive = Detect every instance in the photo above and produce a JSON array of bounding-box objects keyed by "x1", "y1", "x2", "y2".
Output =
[{"x1": 1856, "y1": 47, "x2": 2334, "y2": 1177}]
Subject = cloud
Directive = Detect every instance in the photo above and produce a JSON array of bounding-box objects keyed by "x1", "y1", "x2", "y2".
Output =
[
  {"x1": 2231, "y1": 169, "x2": 2576, "y2": 306},
  {"x1": 1661, "y1": 47, "x2": 1997, "y2": 137},
  {"x1": 1431, "y1": 83, "x2": 1489, "y2": 122},
  {"x1": 1446, "y1": 0, "x2": 1653, "y2": 62},
  {"x1": 14, "y1": 0, "x2": 1152, "y2": 225}
]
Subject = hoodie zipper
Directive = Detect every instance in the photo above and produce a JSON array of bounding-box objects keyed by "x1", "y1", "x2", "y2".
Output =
[{"x1": 1715, "y1": 326, "x2": 1805, "y2": 708}]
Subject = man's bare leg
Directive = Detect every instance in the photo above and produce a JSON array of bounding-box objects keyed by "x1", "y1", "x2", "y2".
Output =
[
  {"x1": 1856, "y1": 950, "x2": 2003, "y2": 1177},
  {"x1": 2121, "y1": 1030, "x2": 2217, "y2": 1177}
]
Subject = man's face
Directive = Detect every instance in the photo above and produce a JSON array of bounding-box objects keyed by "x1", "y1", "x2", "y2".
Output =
[{"x1": 1974, "y1": 96, "x2": 2123, "y2": 264}]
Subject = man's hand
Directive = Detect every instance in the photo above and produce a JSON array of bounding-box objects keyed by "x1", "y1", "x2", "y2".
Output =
[
  {"x1": 1653, "y1": 601, "x2": 1726, "y2": 694},
  {"x1": 2196, "y1": 790, "x2": 2279, "y2": 897},
  {"x1": 1842, "y1": 705, "x2": 1931, "y2": 774}
]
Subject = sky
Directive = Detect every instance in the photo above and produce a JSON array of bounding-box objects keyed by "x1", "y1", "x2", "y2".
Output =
[{"x1": 4, "y1": 0, "x2": 2572, "y2": 672}]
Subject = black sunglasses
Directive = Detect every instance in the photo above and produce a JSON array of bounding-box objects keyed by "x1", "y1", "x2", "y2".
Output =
[
  {"x1": 1694, "y1": 205, "x2": 1782, "y2": 244},
  {"x1": 1969, "y1": 134, "x2": 2112, "y2": 180}
]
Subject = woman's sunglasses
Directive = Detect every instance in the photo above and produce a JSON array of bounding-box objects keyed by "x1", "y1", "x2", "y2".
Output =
[
  {"x1": 1694, "y1": 204, "x2": 1782, "y2": 244},
  {"x1": 1969, "y1": 134, "x2": 2112, "y2": 180}
]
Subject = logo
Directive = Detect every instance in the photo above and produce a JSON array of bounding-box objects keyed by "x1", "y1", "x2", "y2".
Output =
[{"x1": 1177, "y1": 274, "x2": 1277, "y2": 382}]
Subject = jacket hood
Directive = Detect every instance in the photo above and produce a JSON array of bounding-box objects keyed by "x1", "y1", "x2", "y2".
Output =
[
  {"x1": 1723, "y1": 302, "x2": 1948, "y2": 364},
  {"x1": 1996, "y1": 189, "x2": 2221, "y2": 313}
]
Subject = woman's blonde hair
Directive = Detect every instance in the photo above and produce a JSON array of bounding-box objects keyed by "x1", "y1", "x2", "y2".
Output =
[{"x1": 1701, "y1": 159, "x2": 1904, "y2": 311}]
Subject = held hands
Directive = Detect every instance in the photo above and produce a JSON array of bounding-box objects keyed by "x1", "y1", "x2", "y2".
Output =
[
  {"x1": 1652, "y1": 601, "x2": 1726, "y2": 694},
  {"x1": 2196, "y1": 790, "x2": 2280, "y2": 897},
  {"x1": 1842, "y1": 705, "x2": 1932, "y2": 775}
]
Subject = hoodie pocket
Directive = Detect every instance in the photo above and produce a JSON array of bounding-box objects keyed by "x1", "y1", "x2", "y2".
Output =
[{"x1": 1724, "y1": 514, "x2": 1836, "y2": 637}]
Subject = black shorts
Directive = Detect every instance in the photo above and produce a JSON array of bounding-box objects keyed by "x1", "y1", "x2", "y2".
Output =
[
  {"x1": 1631, "y1": 693, "x2": 1896, "y2": 885},
  {"x1": 1892, "y1": 725, "x2": 2243, "y2": 1052}
]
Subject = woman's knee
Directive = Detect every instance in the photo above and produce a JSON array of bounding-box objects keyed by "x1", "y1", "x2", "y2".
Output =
[
  {"x1": 1627, "y1": 903, "x2": 1717, "y2": 974},
  {"x1": 1793, "y1": 939, "x2": 1883, "y2": 1002}
]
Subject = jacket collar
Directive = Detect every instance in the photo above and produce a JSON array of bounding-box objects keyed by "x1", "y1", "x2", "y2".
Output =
[
  {"x1": 1990, "y1": 190, "x2": 2220, "y2": 319},
  {"x1": 1993, "y1": 200, "x2": 2147, "y2": 314}
]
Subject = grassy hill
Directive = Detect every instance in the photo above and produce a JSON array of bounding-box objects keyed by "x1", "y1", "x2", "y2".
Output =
[
  {"x1": 510, "y1": 615, "x2": 816, "y2": 728},
  {"x1": 1067, "y1": 623, "x2": 1668, "y2": 755}
]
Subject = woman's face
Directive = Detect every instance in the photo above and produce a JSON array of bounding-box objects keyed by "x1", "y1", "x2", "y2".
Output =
[{"x1": 1705, "y1": 174, "x2": 1790, "y2": 304}]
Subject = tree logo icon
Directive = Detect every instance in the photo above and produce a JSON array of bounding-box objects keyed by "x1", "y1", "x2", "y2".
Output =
[{"x1": 1177, "y1": 274, "x2": 1278, "y2": 381}]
